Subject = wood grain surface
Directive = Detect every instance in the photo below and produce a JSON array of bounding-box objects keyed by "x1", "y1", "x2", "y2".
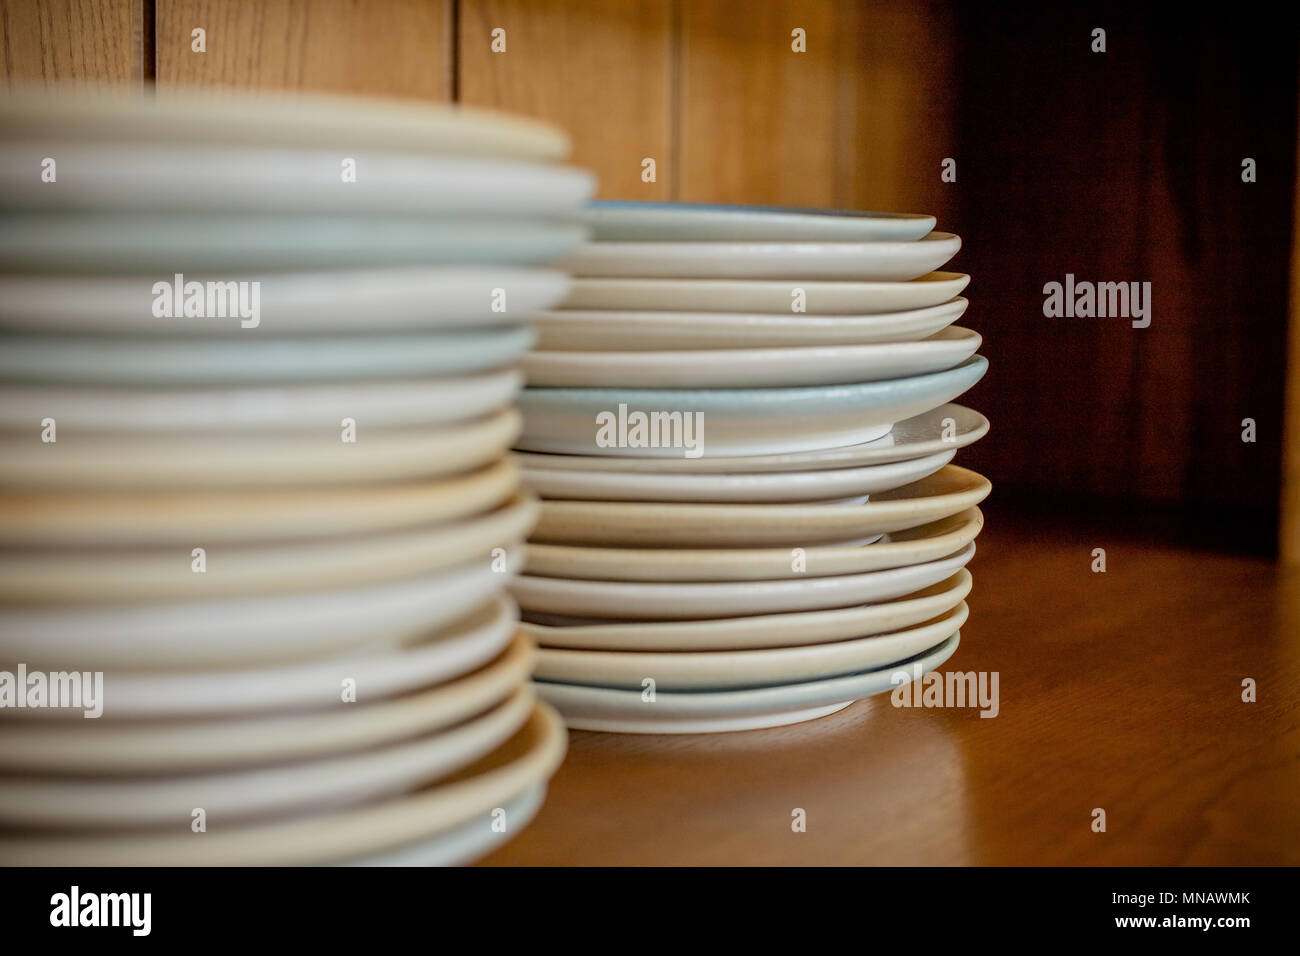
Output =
[
  {"x1": 482, "y1": 501, "x2": 1300, "y2": 865},
  {"x1": 835, "y1": 0, "x2": 957, "y2": 225},
  {"x1": 0, "y1": 0, "x2": 142, "y2": 87},
  {"x1": 2, "y1": 5, "x2": 1295, "y2": 554},
  {"x1": 678, "y1": 0, "x2": 838, "y2": 207},
  {"x1": 155, "y1": 0, "x2": 451, "y2": 99},
  {"x1": 458, "y1": 0, "x2": 673, "y2": 197}
]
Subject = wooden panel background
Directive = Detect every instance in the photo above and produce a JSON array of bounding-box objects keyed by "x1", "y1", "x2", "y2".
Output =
[
  {"x1": 155, "y1": 0, "x2": 450, "y2": 99},
  {"x1": 2, "y1": 0, "x2": 1298, "y2": 554},
  {"x1": 836, "y1": 0, "x2": 957, "y2": 229},
  {"x1": 0, "y1": 0, "x2": 143, "y2": 87},
  {"x1": 678, "y1": 0, "x2": 839, "y2": 207},
  {"x1": 1284, "y1": 65, "x2": 1300, "y2": 563},
  {"x1": 458, "y1": 0, "x2": 673, "y2": 199},
  {"x1": 947, "y1": 4, "x2": 1297, "y2": 552}
]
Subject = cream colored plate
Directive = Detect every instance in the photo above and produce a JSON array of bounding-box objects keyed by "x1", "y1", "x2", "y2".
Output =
[
  {"x1": 0, "y1": 367, "x2": 520, "y2": 431},
  {"x1": 524, "y1": 507, "x2": 982, "y2": 582},
  {"x1": 3, "y1": 597, "x2": 517, "y2": 720},
  {"x1": 515, "y1": 403, "x2": 987, "y2": 474},
  {"x1": 534, "y1": 603, "x2": 966, "y2": 690},
  {"x1": 0, "y1": 214, "x2": 587, "y2": 274},
  {"x1": 0, "y1": 408, "x2": 521, "y2": 490},
  {"x1": 346, "y1": 782, "x2": 545, "y2": 866},
  {"x1": 0, "y1": 545, "x2": 528, "y2": 670},
  {"x1": 0, "y1": 686, "x2": 536, "y2": 829},
  {"x1": 524, "y1": 570, "x2": 971, "y2": 651},
  {"x1": 532, "y1": 298, "x2": 968, "y2": 350},
  {"x1": 2, "y1": 88, "x2": 571, "y2": 160},
  {"x1": 562, "y1": 271, "x2": 971, "y2": 314},
  {"x1": 522, "y1": 327, "x2": 980, "y2": 388},
  {"x1": 0, "y1": 634, "x2": 535, "y2": 773},
  {"x1": 531, "y1": 465, "x2": 990, "y2": 547},
  {"x1": 0, "y1": 702, "x2": 567, "y2": 865},
  {"x1": 512, "y1": 543, "x2": 973, "y2": 619},
  {"x1": 521, "y1": 450, "x2": 952, "y2": 503},
  {"x1": 0, "y1": 457, "x2": 518, "y2": 547},
  {"x1": 1, "y1": 493, "x2": 537, "y2": 603}
]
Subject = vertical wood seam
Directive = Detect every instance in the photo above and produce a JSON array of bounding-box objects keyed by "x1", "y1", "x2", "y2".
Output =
[
  {"x1": 448, "y1": 0, "x2": 459, "y2": 102},
  {"x1": 140, "y1": 0, "x2": 155, "y2": 86},
  {"x1": 831, "y1": 0, "x2": 857, "y2": 210},
  {"x1": 668, "y1": 0, "x2": 681, "y2": 201},
  {"x1": 1278, "y1": 49, "x2": 1300, "y2": 561}
]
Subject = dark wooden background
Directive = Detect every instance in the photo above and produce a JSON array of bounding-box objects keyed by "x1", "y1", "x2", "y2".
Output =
[{"x1": 946, "y1": 3, "x2": 1298, "y2": 554}]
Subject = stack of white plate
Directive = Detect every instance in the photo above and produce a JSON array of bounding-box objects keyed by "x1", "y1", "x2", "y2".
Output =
[
  {"x1": 512, "y1": 201, "x2": 990, "y2": 733},
  {"x1": 0, "y1": 90, "x2": 593, "y2": 865}
]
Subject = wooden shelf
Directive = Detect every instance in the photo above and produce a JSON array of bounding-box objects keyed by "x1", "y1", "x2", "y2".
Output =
[{"x1": 483, "y1": 505, "x2": 1300, "y2": 865}]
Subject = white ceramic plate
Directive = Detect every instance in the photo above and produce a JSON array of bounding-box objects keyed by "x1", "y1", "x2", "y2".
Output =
[
  {"x1": 0, "y1": 214, "x2": 588, "y2": 273},
  {"x1": 0, "y1": 267, "x2": 570, "y2": 335},
  {"x1": 0, "y1": 687, "x2": 536, "y2": 829},
  {"x1": 0, "y1": 407, "x2": 521, "y2": 490},
  {"x1": 524, "y1": 569, "x2": 971, "y2": 651},
  {"x1": 562, "y1": 271, "x2": 969, "y2": 314},
  {"x1": 0, "y1": 142, "x2": 594, "y2": 214},
  {"x1": 0, "y1": 703, "x2": 567, "y2": 865},
  {"x1": 532, "y1": 297, "x2": 968, "y2": 350},
  {"x1": 0, "y1": 458, "x2": 520, "y2": 547},
  {"x1": 512, "y1": 542, "x2": 973, "y2": 619},
  {"x1": 516, "y1": 403, "x2": 987, "y2": 474},
  {"x1": 0, "y1": 368, "x2": 521, "y2": 431},
  {"x1": 536, "y1": 633, "x2": 960, "y2": 733},
  {"x1": 524, "y1": 507, "x2": 983, "y2": 582},
  {"x1": 0, "y1": 634, "x2": 535, "y2": 772},
  {"x1": 81, "y1": 597, "x2": 517, "y2": 718},
  {"x1": 531, "y1": 465, "x2": 990, "y2": 546},
  {"x1": 0, "y1": 547, "x2": 527, "y2": 670},
  {"x1": 561, "y1": 232, "x2": 960, "y2": 282},
  {"x1": 1, "y1": 495, "x2": 537, "y2": 602},
  {"x1": 0, "y1": 327, "x2": 534, "y2": 385},
  {"x1": 517, "y1": 356, "x2": 987, "y2": 457},
  {"x1": 523, "y1": 327, "x2": 980, "y2": 388},
  {"x1": 534, "y1": 603, "x2": 967, "y2": 690},
  {"x1": 345, "y1": 783, "x2": 545, "y2": 867},
  {"x1": 521, "y1": 449, "x2": 952, "y2": 503},
  {"x1": 583, "y1": 201, "x2": 935, "y2": 242},
  {"x1": 2, "y1": 88, "x2": 571, "y2": 160}
]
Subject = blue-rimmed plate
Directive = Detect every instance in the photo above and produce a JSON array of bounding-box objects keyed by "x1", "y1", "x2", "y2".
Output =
[
  {"x1": 0, "y1": 214, "x2": 588, "y2": 273},
  {"x1": 536, "y1": 632, "x2": 961, "y2": 733},
  {"x1": 0, "y1": 326, "x2": 534, "y2": 385},
  {"x1": 584, "y1": 201, "x2": 935, "y2": 242},
  {"x1": 562, "y1": 232, "x2": 959, "y2": 281},
  {"x1": 517, "y1": 354, "x2": 987, "y2": 457}
]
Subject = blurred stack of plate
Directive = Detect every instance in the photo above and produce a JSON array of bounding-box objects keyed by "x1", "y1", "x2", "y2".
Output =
[
  {"x1": 512, "y1": 201, "x2": 990, "y2": 733},
  {"x1": 0, "y1": 89, "x2": 591, "y2": 865}
]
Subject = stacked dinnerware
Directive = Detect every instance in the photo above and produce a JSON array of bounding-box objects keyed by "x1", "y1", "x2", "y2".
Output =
[
  {"x1": 0, "y1": 89, "x2": 593, "y2": 865},
  {"x1": 512, "y1": 201, "x2": 990, "y2": 733}
]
